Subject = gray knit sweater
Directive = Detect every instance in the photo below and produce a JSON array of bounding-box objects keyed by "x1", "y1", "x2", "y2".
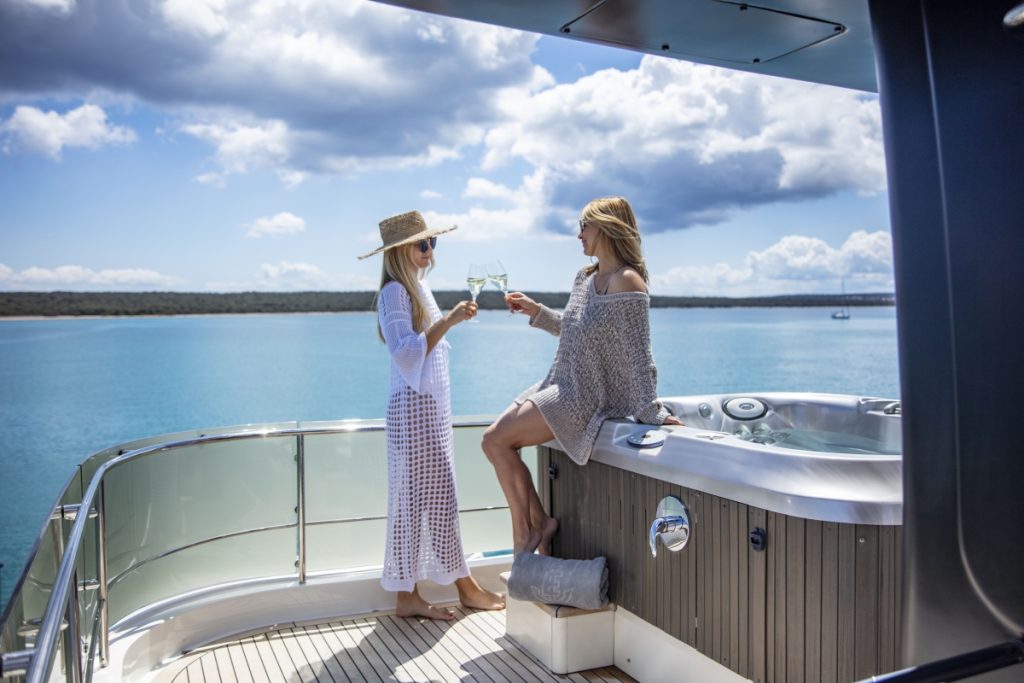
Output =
[{"x1": 517, "y1": 267, "x2": 669, "y2": 465}]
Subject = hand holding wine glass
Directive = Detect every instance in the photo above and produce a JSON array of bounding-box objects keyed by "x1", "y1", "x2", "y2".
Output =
[{"x1": 505, "y1": 291, "x2": 539, "y2": 317}]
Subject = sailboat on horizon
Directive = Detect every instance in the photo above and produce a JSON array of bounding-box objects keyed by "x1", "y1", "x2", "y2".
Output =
[{"x1": 832, "y1": 277, "x2": 851, "y2": 319}]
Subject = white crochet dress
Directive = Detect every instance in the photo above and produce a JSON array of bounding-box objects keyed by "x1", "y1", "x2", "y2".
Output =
[{"x1": 377, "y1": 279, "x2": 470, "y2": 592}]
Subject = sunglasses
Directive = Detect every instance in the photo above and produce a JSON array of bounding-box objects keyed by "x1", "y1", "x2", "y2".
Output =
[
  {"x1": 417, "y1": 236, "x2": 438, "y2": 253},
  {"x1": 578, "y1": 217, "x2": 590, "y2": 232}
]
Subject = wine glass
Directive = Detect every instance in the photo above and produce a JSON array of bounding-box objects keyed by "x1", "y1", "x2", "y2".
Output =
[
  {"x1": 486, "y1": 259, "x2": 512, "y2": 314},
  {"x1": 466, "y1": 263, "x2": 487, "y2": 323}
]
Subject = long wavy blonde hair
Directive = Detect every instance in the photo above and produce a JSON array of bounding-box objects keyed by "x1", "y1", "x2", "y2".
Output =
[
  {"x1": 581, "y1": 196, "x2": 649, "y2": 282},
  {"x1": 374, "y1": 244, "x2": 434, "y2": 343}
]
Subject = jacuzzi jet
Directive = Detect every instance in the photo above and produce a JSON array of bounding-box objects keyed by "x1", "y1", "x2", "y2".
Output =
[{"x1": 723, "y1": 397, "x2": 768, "y2": 420}]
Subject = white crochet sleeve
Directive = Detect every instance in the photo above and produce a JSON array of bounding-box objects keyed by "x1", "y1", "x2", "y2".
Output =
[{"x1": 378, "y1": 282, "x2": 428, "y2": 392}]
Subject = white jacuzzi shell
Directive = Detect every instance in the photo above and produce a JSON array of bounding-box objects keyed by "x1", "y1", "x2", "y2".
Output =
[{"x1": 588, "y1": 393, "x2": 902, "y2": 525}]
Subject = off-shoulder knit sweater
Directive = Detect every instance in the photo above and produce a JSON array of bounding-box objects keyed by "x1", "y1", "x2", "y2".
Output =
[{"x1": 517, "y1": 267, "x2": 669, "y2": 465}]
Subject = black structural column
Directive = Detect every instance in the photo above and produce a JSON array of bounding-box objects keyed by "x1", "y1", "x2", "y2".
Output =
[{"x1": 868, "y1": 0, "x2": 1024, "y2": 678}]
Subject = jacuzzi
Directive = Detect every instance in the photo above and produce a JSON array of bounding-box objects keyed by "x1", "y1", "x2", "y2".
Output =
[
  {"x1": 540, "y1": 392, "x2": 905, "y2": 682},
  {"x1": 590, "y1": 392, "x2": 903, "y2": 525}
]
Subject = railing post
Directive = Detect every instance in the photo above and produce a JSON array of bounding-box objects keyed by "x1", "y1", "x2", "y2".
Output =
[
  {"x1": 296, "y1": 434, "x2": 307, "y2": 584},
  {"x1": 64, "y1": 571, "x2": 82, "y2": 683},
  {"x1": 97, "y1": 481, "x2": 109, "y2": 667}
]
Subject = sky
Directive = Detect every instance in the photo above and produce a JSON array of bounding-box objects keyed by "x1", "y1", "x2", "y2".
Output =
[{"x1": 0, "y1": 0, "x2": 894, "y2": 297}]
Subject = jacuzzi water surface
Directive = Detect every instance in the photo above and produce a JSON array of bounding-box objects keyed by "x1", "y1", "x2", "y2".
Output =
[{"x1": 666, "y1": 393, "x2": 902, "y2": 456}]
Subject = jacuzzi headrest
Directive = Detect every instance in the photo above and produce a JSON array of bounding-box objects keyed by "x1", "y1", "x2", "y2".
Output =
[{"x1": 723, "y1": 397, "x2": 768, "y2": 420}]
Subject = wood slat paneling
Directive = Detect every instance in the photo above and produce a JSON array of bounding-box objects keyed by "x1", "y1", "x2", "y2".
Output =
[
  {"x1": 750, "y1": 505, "x2": 768, "y2": 683},
  {"x1": 805, "y1": 520, "x2": 823, "y2": 683},
  {"x1": 542, "y1": 447, "x2": 903, "y2": 683},
  {"x1": 786, "y1": 517, "x2": 806, "y2": 683}
]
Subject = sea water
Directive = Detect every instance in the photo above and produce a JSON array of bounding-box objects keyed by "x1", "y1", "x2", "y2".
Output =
[{"x1": 0, "y1": 306, "x2": 898, "y2": 609}]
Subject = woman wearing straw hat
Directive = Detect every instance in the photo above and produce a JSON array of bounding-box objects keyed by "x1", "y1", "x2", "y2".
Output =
[
  {"x1": 360, "y1": 210, "x2": 505, "y2": 620},
  {"x1": 481, "y1": 196, "x2": 683, "y2": 555}
]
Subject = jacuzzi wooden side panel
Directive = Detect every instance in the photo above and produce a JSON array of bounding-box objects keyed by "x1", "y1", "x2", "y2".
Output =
[{"x1": 541, "y1": 446, "x2": 903, "y2": 683}]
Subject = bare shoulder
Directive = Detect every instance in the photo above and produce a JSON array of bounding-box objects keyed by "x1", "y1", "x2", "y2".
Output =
[{"x1": 608, "y1": 267, "x2": 648, "y2": 294}]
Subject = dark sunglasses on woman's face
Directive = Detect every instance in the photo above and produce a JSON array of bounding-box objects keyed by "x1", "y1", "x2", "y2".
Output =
[{"x1": 417, "y1": 236, "x2": 438, "y2": 253}]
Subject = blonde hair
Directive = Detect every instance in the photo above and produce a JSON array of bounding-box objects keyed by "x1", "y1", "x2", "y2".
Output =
[
  {"x1": 580, "y1": 196, "x2": 649, "y2": 282},
  {"x1": 374, "y1": 244, "x2": 434, "y2": 342}
]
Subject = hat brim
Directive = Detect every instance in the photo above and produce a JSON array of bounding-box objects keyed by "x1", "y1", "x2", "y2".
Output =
[{"x1": 357, "y1": 224, "x2": 458, "y2": 260}]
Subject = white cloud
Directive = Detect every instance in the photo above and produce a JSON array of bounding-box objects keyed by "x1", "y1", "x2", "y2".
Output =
[
  {"x1": 1, "y1": 104, "x2": 136, "y2": 159},
  {"x1": 160, "y1": 0, "x2": 229, "y2": 39},
  {"x1": 251, "y1": 261, "x2": 376, "y2": 291},
  {"x1": 8, "y1": 0, "x2": 75, "y2": 14},
  {"x1": 245, "y1": 211, "x2": 306, "y2": 238},
  {"x1": 652, "y1": 230, "x2": 893, "y2": 296},
  {"x1": 182, "y1": 119, "x2": 291, "y2": 176},
  {"x1": 420, "y1": 189, "x2": 443, "y2": 200},
  {"x1": 426, "y1": 171, "x2": 567, "y2": 242},
  {"x1": 480, "y1": 57, "x2": 885, "y2": 234},
  {"x1": 194, "y1": 171, "x2": 225, "y2": 187},
  {"x1": 0, "y1": 263, "x2": 183, "y2": 290},
  {"x1": 2, "y1": 0, "x2": 540, "y2": 180},
  {"x1": 746, "y1": 230, "x2": 892, "y2": 280},
  {"x1": 747, "y1": 235, "x2": 842, "y2": 280}
]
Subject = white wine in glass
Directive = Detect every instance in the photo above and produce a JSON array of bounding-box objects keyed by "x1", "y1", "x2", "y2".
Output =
[
  {"x1": 486, "y1": 260, "x2": 508, "y2": 293},
  {"x1": 486, "y1": 260, "x2": 511, "y2": 314},
  {"x1": 466, "y1": 264, "x2": 487, "y2": 323}
]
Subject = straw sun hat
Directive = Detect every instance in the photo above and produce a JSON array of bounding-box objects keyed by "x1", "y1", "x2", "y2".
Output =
[{"x1": 357, "y1": 210, "x2": 457, "y2": 260}]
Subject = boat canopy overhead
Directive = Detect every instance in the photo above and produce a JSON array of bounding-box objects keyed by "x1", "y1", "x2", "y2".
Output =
[{"x1": 374, "y1": 0, "x2": 878, "y2": 92}]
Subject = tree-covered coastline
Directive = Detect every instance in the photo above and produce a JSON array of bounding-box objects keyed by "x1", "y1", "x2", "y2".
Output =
[{"x1": 0, "y1": 291, "x2": 895, "y2": 317}]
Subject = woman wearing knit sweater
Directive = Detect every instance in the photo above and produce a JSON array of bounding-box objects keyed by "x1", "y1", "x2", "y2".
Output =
[{"x1": 481, "y1": 196, "x2": 682, "y2": 554}]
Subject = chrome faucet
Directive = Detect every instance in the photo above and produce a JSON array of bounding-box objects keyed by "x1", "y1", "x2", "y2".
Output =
[{"x1": 648, "y1": 495, "x2": 692, "y2": 557}]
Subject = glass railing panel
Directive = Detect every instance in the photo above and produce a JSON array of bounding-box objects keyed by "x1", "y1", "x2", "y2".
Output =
[
  {"x1": 306, "y1": 519, "x2": 387, "y2": 573},
  {"x1": 46, "y1": 639, "x2": 66, "y2": 683},
  {"x1": 452, "y1": 426, "x2": 505, "y2": 511},
  {"x1": 107, "y1": 528, "x2": 295, "y2": 625},
  {"x1": 0, "y1": 470, "x2": 85, "y2": 676},
  {"x1": 303, "y1": 429, "x2": 388, "y2": 522},
  {"x1": 302, "y1": 424, "x2": 513, "y2": 573},
  {"x1": 102, "y1": 436, "x2": 298, "y2": 624},
  {"x1": 303, "y1": 429, "x2": 387, "y2": 574},
  {"x1": 12, "y1": 521, "x2": 61, "y2": 648},
  {"x1": 78, "y1": 422, "x2": 300, "y2": 488},
  {"x1": 459, "y1": 508, "x2": 514, "y2": 556},
  {"x1": 75, "y1": 514, "x2": 100, "y2": 683}
]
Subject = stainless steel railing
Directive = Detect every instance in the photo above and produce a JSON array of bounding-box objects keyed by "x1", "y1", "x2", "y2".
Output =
[{"x1": 1, "y1": 420, "x2": 499, "y2": 683}]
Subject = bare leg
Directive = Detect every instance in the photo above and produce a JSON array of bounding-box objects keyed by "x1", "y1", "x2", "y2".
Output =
[
  {"x1": 482, "y1": 401, "x2": 558, "y2": 553},
  {"x1": 455, "y1": 576, "x2": 506, "y2": 611},
  {"x1": 395, "y1": 585, "x2": 454, "y2": 621}
]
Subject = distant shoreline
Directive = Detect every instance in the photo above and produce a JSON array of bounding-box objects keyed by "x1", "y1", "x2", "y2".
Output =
[{"x1": 0, "y1": 290, "x2": 895, "y2": 318}]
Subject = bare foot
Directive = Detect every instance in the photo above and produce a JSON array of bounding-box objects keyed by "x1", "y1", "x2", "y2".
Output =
[
  {"x1": 395, "y1": 589, "x2": 454, "y2": 621},
  {"x1": 455, "y1": 577, "x2": 506, "y2": 611},
  {"x1": 537, "y1": 517, "x2": 559, "y2": 556},
  {"x1": 515, "y1": 528, "x2": 542, "y2": 554}
]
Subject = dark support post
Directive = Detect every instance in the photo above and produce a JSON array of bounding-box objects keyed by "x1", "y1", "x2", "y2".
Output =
[{"x1": 867, "y1": 0, "x2": 1024, "y2": 678}]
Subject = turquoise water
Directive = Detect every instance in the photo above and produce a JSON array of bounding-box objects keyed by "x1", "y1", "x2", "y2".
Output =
[{"x1": 0, "y1": 307, "x2": 898, "y2": 609}]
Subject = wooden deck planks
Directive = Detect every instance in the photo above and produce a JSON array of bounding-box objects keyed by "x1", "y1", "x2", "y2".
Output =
[{"x1": 165, "y1": 608, "x2": 637, "y2": 683}]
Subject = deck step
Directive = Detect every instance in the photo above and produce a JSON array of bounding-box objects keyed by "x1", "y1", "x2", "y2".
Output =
[{"x1": 500, "y1": 570, "x2": 617, "y2": 675}]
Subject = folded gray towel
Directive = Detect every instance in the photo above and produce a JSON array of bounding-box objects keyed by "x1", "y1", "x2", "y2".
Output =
[{"x1": 507, "y1": 552, "x2": 609, "y2": 610}]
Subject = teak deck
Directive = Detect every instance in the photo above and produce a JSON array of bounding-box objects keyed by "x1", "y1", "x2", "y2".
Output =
[{"x1": 162, "y1": 606, "x2": 635, "y2": 683}]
